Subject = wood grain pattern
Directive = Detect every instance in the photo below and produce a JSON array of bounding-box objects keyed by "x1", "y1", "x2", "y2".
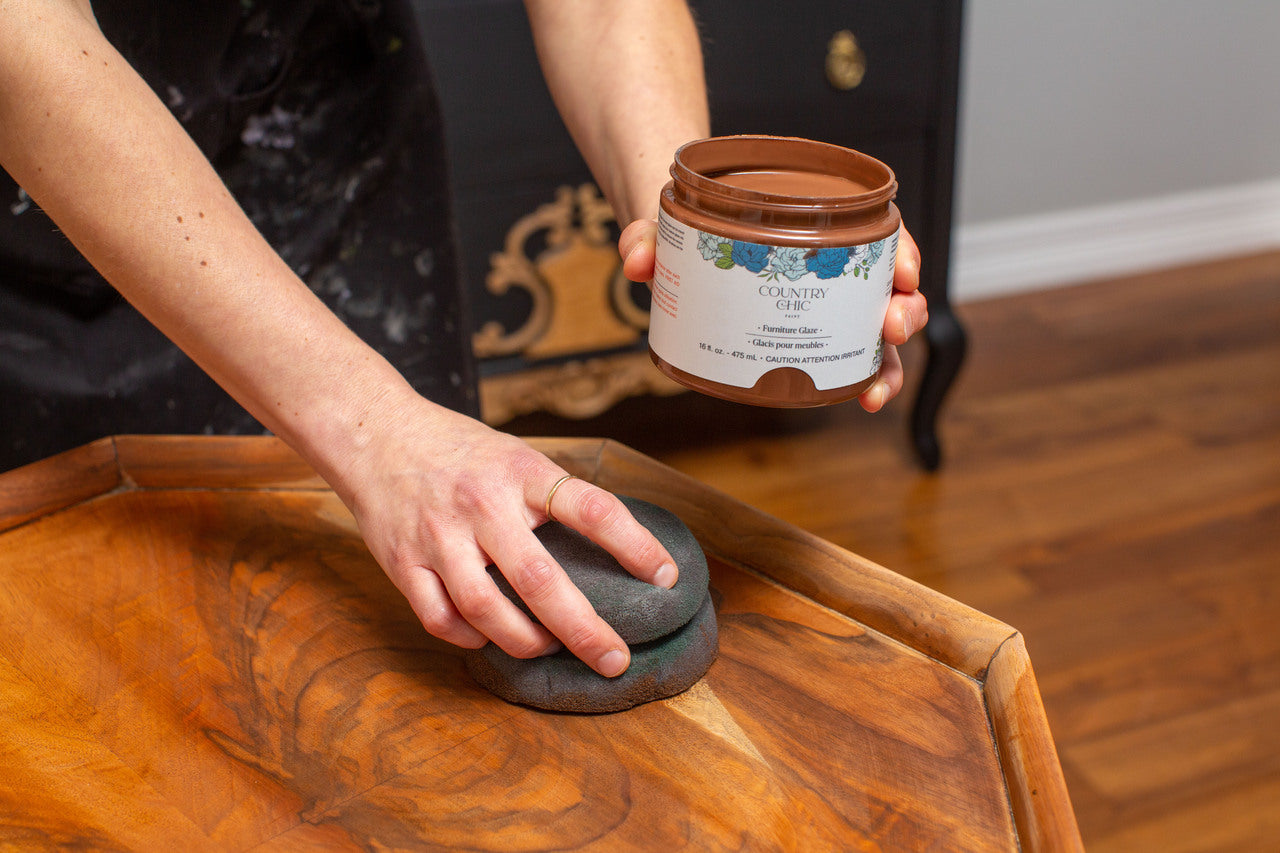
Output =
[
  {"x1": 509, "y1": 250, "x2": 1280, "y2": 851},
  {"x1": 0, "y1": 435, "x2": 1075, "y2": 850},
  {"x1": 0, "y1": 437, "x2": 120, "y2": 533}
]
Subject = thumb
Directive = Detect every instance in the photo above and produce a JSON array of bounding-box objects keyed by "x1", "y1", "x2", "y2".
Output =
[{"x1": 618, "y1": 218, "x2": 659, "y2": 283}]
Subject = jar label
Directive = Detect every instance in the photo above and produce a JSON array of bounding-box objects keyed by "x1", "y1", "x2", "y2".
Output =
[{"x1": 650, "y1": 210, "x2": 898, "y2": 391}]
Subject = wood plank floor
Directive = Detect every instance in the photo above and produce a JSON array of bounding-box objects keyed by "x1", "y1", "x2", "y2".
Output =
[{"x1": 508, "y1": 250, "x2": 1280, "y2": 852}]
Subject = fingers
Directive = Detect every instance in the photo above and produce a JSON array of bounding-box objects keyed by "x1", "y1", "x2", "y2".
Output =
[
  {"x1": 893, "y1": 226, "x2": 923, "y2": 295},
  {"x1": 542, "y1": 475, "x2": 678, "y2": 589},
  {"x1": 393, "y1": 563, "x2": 488, "y2": 650},
  {"x1": 619, "y1": 218, "x2": 658, "y2": 283},
  {"x1": 388, "y1": 548, "x2": 559, "y2": 659},
  {"x1": 859, "y1": 344, "x2": 904, "y2": 413},
  {"x1": 884, "y1": 289, "x2": 929, "y2": 347},
  {"x1": 378, "y1": 466, "x2": 676, "y2": 679},
  {"x1": 434, "y1": 549, "x2": 565, "y2": 660},
  {"x1": 884, "y1": 225, "x2": 928, "y2": 347},
  {"x1": 480, "y1": 520, "x2": 632, "y2": 678},
  {"x1": 862, "y1": 224, "x2": 923, "y2": 413},
  {"x1": 488, "y1": 473, "x2": 681, "y2": 678}
]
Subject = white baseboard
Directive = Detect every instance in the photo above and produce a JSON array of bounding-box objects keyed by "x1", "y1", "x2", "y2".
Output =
[{"x1": 951, "y1": 178, "x2": 1280, "y2": 302}]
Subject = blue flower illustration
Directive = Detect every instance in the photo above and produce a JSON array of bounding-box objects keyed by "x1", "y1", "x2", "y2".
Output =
[
  {"x1": 731, "y1": 240, "x2": 771, "y2": 273},
  {"x1": 806, "y1": 247, "x2": 852, "y2": 279},
  {"x1": 771, "y1": 247, "x2": 809, "y2": 281},
  {"x1": 851, "y1": 241, "x2": 880, "y2": 266},
  {"x1": 693, "y1": 230, "x2": 888, "y2": 281},
  {"x1": 863, "y1": 239, "x2": 885, "y2": 267},
  {"x1": 698, "y1": 232, "x2": 725, "y2": 261}
]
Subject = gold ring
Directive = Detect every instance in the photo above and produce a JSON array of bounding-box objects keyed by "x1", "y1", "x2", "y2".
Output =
[{"x1": 544, "y1": 474, "x2": 577, "y2": 523}]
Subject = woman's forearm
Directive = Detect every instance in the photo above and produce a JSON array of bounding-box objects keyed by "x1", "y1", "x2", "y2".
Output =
[
  {"x1": 522, "y1": 0, "x2": 710, "y2": 224},
  {"x1": 0, "y1": 0, "x2": 415, "y2": 495}
]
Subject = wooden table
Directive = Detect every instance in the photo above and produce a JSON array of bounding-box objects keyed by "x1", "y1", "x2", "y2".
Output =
[{"x1": 0, "y1": 436, "x2": 1080, "y2": 851}]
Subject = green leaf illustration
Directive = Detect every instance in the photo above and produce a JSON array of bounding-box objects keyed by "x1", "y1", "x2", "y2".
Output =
[{"x1": 715, "y1": 243, "x2": 735, "y2": 269}]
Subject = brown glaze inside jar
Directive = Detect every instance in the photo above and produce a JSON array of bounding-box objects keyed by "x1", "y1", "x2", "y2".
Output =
[
  {"x1": 650, "y1": 135, "x2": 900, "y2": 408},
  {"x1": 711, "y1": 169, "x2": 872, "y2": 196}
]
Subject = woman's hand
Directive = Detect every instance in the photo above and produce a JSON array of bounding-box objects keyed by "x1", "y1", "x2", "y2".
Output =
[
  {"x1": 619, "y1": 218, "x2": 929, "y2": 412},
  {"x1": 860, "y1": 226, "x2": 927, "y2": 412},
  {"x1": 334, "y1": 395, "x2": 679, "y2": 678}
]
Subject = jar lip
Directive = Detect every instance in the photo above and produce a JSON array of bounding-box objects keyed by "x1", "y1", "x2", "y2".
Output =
[{"x1": 672, "y1": 135, "x2": 897, "y2": 211}]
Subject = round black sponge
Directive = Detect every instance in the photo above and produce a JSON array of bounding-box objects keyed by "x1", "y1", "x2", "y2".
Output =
[
  {"x1": 464, "y1": 496, "x2": 717, "y2": 712},
  {"x1": 466, "y1": 593, "x2": 717, "y2": 713}
]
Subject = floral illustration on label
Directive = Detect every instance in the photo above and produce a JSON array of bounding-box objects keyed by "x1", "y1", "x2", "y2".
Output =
[{"x1": 697, "y1": 231, "x2": 888, "y2": 281}]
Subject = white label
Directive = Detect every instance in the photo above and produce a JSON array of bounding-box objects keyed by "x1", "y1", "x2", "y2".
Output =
[{"x1": 650, "y1": 210, "x2": 898, "y2": 391}]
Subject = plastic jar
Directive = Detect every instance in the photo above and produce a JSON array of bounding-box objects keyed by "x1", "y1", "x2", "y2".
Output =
[{"x1": 649, "y1": 135, "x2": 901, "y2": 407}]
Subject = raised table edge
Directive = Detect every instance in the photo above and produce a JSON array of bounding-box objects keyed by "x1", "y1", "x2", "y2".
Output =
[{"x1": 0, "y1": 434, "x2": 1082, "y2": 850}]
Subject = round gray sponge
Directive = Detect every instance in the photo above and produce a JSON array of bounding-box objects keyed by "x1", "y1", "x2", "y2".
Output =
[
  {"x1": 466, "y1": 593, "x2": 718, "y2": 713},
  {"x1": 464, "y1": 496, "x2": 717, "y2": 712},
  {"x1": 485, "y1": 496, "x2": 710, "y2": 644}
]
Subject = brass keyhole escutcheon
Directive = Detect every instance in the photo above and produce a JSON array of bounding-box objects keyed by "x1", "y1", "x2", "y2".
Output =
[{"x1": 826, "y1": 29, "x2": 866, "y2": 91}]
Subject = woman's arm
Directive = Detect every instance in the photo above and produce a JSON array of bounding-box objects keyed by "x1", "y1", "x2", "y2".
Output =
[
  {"x1": 0, "y1": 0, "x2": 677, "y2": 677},
  {"x1": 523, "y1": 0, "x2": 710, "y2": 227},
  {"x1": 524, "y1": 0, "x2": 928, "y2": 411}
]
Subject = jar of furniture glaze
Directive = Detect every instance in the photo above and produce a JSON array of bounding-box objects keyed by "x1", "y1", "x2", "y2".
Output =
[{"x1": 649, "y1": 135, "x2": 901, "y2": 407}]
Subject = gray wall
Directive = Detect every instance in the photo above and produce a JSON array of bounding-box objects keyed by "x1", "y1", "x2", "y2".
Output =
[{"x1": 956, "y1": 1, "x2": 1280, "y2": 226}]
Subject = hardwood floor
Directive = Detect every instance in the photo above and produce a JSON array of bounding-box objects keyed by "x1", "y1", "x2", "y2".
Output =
[{"x1": 508, "y1": 250, "x2": 1280, "y2": 851}]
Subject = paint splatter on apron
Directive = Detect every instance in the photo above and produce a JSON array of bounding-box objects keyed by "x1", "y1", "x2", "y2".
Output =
[{"x1": 0, "y1": 0, "x2": 477, "y2": 470}]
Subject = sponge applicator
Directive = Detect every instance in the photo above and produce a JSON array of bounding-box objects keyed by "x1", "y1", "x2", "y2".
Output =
[{"x1": 464, "y1": 497, "x2": 717, "y2": 713}]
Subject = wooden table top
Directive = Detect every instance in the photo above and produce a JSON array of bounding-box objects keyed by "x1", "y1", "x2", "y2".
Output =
[{"x1": 0, "y1": 436, "x2": 1080, "y2": 851}]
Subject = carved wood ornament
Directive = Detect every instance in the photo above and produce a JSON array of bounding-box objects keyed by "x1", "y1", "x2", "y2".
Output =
[{"x1": 473, "y1": 184, "x2": 681, "y2": 424}]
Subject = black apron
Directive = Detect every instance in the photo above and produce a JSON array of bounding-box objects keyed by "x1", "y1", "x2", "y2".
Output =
[{"x1": 0, "y1": 0, "x2": 478, "y2": 471}]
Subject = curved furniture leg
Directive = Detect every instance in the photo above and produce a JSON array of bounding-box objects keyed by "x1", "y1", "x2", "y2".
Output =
[{"x1": 910, "y1": 304, "x2": 967, "y2": 471}]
